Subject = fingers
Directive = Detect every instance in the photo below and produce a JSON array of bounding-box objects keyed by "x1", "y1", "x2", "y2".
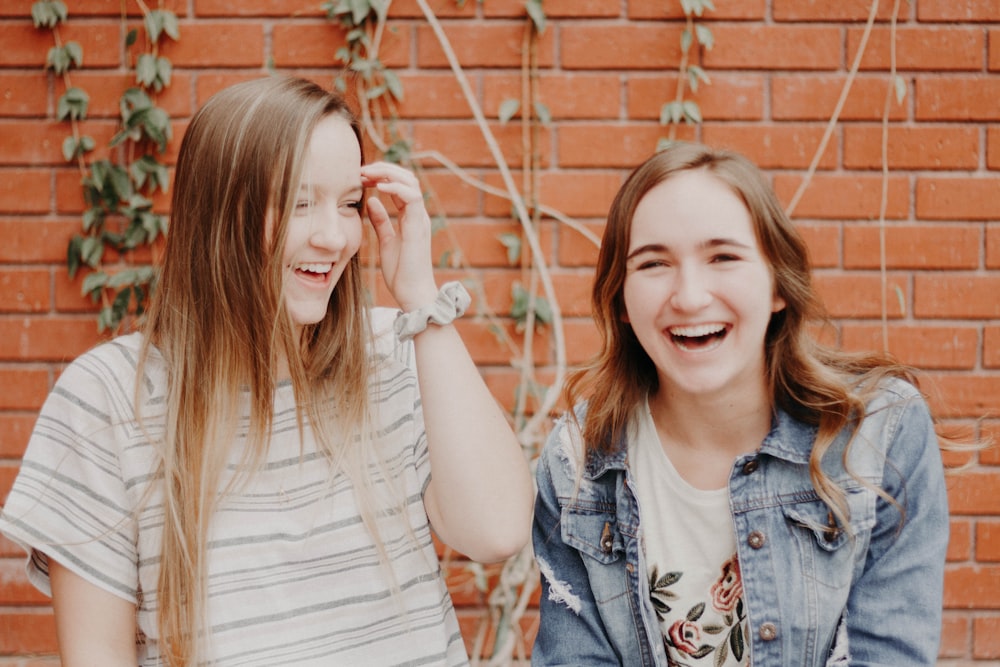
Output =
[
  {"x1": 366, "y1": 196, "x2": 396, "y2": 245},
  {"x1": 361, "y1": 162, "x2": 422, "y2": 204}
]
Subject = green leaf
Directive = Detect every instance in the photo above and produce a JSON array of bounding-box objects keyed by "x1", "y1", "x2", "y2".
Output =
[
  {"x1": 683, "y1": 100, "x2": 703, "y2": 124},
  {"x1": 383, "y1": 69, "x2": 404, "y2": 101},
  {"x1": 660, "y1": 101, "x2": 683, "y2": 125},
  {"x1": 62, "y1": 135, "x2": 95, "y2": 161},
  {"x1": 136, "y1": 54, "x2": 158, "y2": 88},
  {"x1": 144, "y1": 10, "x2": 179, "y2": 43},
  {"x1": 680, "y1": 28, "x2": 693, "y2": 53},
  {"x1": 56, "y1": 86, "x2": 90, "y2": 121},
  {"x1": 695, "y1": 24, "x2": 714, "y2": 50},
  {"x1": 82, "y1": 207, "x2": 103, "y2": 232},
  {"x1": 81, "y1": 270, "x2": 109, "y2": 299},
  {"x1": 498, "y1": 98, "x2": 520, "y2": 123},
  {"x1": 533, "y1": 101, "x2": 551, "y2": 125},
  {"x1": 349, "y1": 0, "x2": 371, "y2": 25},
  {"x1": 525, "y1": 0, "x2": 546, "y2": 33},
  {"x1": 80, "y1": 236, "x2": 105, "y2": 268},
  {"x1": 686, "y1": 64, "x2": 710, "y2": 92},
  {"x1": 65, "y1": 42, "x2": 83, "y2": 68},
  {"x1": 126, "y1": 28, "x2": 139, "y2": 47},
  {"x1": 893, "y1": 75, "x2": 907, "y2": 104},
  {"x1": 66, "y1": 235, "x2": 82, "y2": 278},
  {"x1": 498, "y1": 232, "x2": 521, "y2": 265},
  {"x1": 31, "y1": 1, "x2": 67, "y2": 28}
]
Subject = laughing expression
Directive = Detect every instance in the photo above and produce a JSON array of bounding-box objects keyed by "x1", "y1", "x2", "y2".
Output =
[
  {"x1": 279, "y1": 114, "x2": 364, "y2": 336},
  {"x1": 622, "y1": 168, "x2": 786, "y2": 402}
]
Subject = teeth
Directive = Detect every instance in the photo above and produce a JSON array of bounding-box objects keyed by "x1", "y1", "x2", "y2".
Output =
[
  {"x1": 668, "y1": 323, "x2": 725, "y2": 338},
  {"x1": 296, "y1": 263, "x2": 331, "y2": 274}
]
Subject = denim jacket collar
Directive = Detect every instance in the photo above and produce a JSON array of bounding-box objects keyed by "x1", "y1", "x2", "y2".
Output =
[{"x1": 581, "y1": 405, "x2": 822, "y2": 480}]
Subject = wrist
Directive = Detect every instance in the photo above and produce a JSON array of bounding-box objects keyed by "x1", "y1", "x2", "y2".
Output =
[{"x1": 393, "y1": 281, "x2": 471, "y2": 341}]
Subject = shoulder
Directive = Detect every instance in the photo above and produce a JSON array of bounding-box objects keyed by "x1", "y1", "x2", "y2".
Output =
[
  {"x1": 539, "y1": 406, "x2": 588, "y2": 483},
  {"x1": 53, "y1": 332, "x2": 154, "y2": 398}
]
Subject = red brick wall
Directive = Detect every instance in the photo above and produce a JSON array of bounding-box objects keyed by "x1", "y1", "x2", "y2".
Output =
[{"x1": 1, "y1": 1, "x2": 998, "y2": 664}]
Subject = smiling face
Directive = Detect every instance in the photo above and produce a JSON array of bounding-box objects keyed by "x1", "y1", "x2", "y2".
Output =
[
  {"x1": 279, "y1": 114, "x2": 364, "y2": 337},
  {"x1": 622, "y1": 168, "x2": 786, "y2": 403}
]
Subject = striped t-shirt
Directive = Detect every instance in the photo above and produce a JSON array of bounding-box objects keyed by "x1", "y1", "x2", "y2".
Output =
[{"x1": 0, "y1": 310, "x2": 468, "y2": 666}]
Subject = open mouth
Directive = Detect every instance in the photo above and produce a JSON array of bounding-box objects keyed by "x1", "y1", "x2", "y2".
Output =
[
  {"x1": 293, "y1": 262, "x2": 332, "y2": 283},
  {"x1": 668, "y1": 323, "x2": 728, "y2": 352}
]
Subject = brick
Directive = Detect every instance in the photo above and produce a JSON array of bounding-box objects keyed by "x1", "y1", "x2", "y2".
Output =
[
  {"x1": 551, "y1": 271, "x2": 595, "y2": 317},
  {"x1": 812, "y1": 273, "x2": 908, "y2": 319},
  {"x1": 0, "y1": 73, "x2": 48, "y2": 118},
  {"x1": 989, "y1": 128, "x2": 1000, "y2": 171},
  {"x1": 774, "y1": 174, "x2": 910, "y2": 220},
  {"x1": 0, "y1": 317, "x2": 105, "y2": 363},
  {"x1": 917, "y1": 76, "x2": 1000, "y2": 121},
  {"x1": 841, "y1": 325, "x2": 978, "y2": 370},
  {"x1": 917, "y1": 0, "x2": 1000, "y2": 21},
  {"x1": 977, "y1": 521, "x2": 1000, "y2": 562},
  {"x1": 629, "y1": 0, "x2": 765, "y2": 19},
  {"x1": 411, "y1": 121, "x2": 551, "y2": 169},
  {"x1": 843, "y1": 224, "x2": 980, "y2": 270},
  {"x1": 58, "y1": 71, "x2": 195, "y2": 119},
  {"x1": 557, "y1": 221, "x2": 603, "y2": 268},
  {"x1": 418, "y1": 170, "x2": 481, "y2": 218},
  {"x1": 393, "y1": 73, "x2": 470, "y2": 120},
  {"x1": 0, "y1": 366, "x2": 49, "y2": 411},
  {"x1": 986, "y1": 327, "x2": 1000, "y2": 369},
  {"x1": 430, "y1": 220, "x2": 555, "y2": 269},
  {"x1": 915, "y1": 276, "x2": 1000, "y2": 319},
  {"x1": 949, "y1": 519, "x2": 973, "y2": 561},
  {"x1": 772, "y1": 74, "x2": 908, "y2": 121},
  {"x1": 283, "y1": 22, "x2": 407, "y2": 69},
  {"x1": 982, "y1": 421, "x2": 1000, "y2": 465},
  {"x1": 0, "y1": 269, "x2": 50, "y2": 314},
  {"x1": 988, "y1": 226, "x2": 1000, "y2": 269},
  {"x1": 0, "y1": 611, "x2": 58, "y2": 654},
  {"x1": 1, "y1": 0, "x2": 186, "y2": 16},
  {"x1": 560, "y1": 24, "x2": 683, "y2": 70},
  {"x1": 925, "y1": 374, "x2": 1000, "y2": 420},
  {"x1": 844, "y1": 126, "x2": 979, "y2": 171},
  {"x1": 388, "y1": 0, "x2": 476, "y2": 18},
  {"x1": 944, "y1": 564, "x2": 1000, "y2": 608},
  {"x1": 917, "y1": 178, "x2": 1000, "y2": 221},
  {"x1": 0, "y1": 21, "x2": 120, "y2": 68},
  {"x1": 701, "y1": 124, "x2": 834, "y2": 170},
  {"x1": 557, "y1": 124, "x2": 666, "y2": 169},
  {"x1": 484, "y1": 169, "x2": 625, "y2": 219},
  {"x1": 847, "y1": 27, "x2": 984, "y2": 71},
  {"x1": 53, "y1": 268, "x2": 101, "y2": 314},
  {"x1": 939, "y1": 613, "x2": 970, "y2": 658},
  {"x1": 773, "y1": 0, "x2": 901, "y2": 21},
  {"x1": 454, "y1": 318, "x2": 549, "y2": 366},
  {"x1": 974, "y1": 615, "x2": 1000, "y2": 659},
  {"x1": 563, "y1": 319, "x2": 601, "y2": 365},
  {"x1": 0, "y1": 170, "x2": 50, "y2": 214},
  {"x1": 486, "y1": 0, "x2": 621, "y2": 18},
  {"x1": 0, "y1": 219, "x2": 79, "y2": 264},
  {"x1": 991, "y1": 29, "x2": 1000, "y2": 72},
  {"x1": 483, "y1": 73, "x2": 622, "y2": 121},
  {"x1": 192, "y1": 0, "x2": 323, "y2": 16},
  {"x1": 704, "y1": 25, "x2": 841, "y2": 71},
  {"x1": 0, "y1": 413, "x2": 35, "y2": 458},
  {"x1": 627, "y1": 73, "x2": 766, "y2": 122},
  {"x1": 0, "y1": 120, "x2": 111, "y2": 166},
  {"x1": 158, "y1": 22, "x2": 263, "y2": 67},
  {"x1": 417, "y1": 23, "x2": 555, "y2": 69},
  {"x1": 0, "y1": 558, "x2": 48, "y2": 605},
  {"x1": 796, "y1": 223, "x2": 840, "y2": 269}
]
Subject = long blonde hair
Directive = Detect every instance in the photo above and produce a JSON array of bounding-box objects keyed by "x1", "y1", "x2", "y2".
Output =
[
  {"x1": 136, "y1": 76, "x2": 373, "y2": 666},
  {"x1": 567, "y1": 142, "x2": 926, "y2": 535}
]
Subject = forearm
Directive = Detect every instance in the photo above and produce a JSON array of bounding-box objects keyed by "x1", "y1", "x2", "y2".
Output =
[
  {"x1": 414, "y1": 321, "x2": 533, "y2": 563},
  {"x1": 50, "y1": 558, "x2": 137, "y2": 667}
]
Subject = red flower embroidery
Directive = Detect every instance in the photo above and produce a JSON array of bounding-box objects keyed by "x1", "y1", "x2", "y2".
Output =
[
  {"x1": 667, "y1": 619, "x2": 702, "y2": 655},
  {"x1": 710, "y1": 555, "x2": 743, "y2": 613}
]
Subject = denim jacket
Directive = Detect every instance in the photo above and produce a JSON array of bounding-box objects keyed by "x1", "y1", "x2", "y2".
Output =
[{"x1": 532, "y1": 378, "x2": 948, "y2": 666}]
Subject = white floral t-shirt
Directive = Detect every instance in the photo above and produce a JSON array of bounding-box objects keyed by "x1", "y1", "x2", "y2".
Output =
[{"x1": 629, "y1": 401, "x2": 750, "y2": 666}]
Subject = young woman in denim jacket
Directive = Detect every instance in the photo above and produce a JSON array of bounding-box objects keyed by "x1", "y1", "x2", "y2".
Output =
[{"x1": 532, "y1": 143, "x2": 950, "y2": 666}]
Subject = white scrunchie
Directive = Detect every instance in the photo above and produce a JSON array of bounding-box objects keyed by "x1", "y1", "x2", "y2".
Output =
[{"x1": 393, "y1": 281, "x2": 471, "y2": 341}]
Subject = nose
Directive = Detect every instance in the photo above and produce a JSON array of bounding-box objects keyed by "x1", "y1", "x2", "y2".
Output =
[
  {"x1": 669, "y1": 265, "x2": 711, "y2": 312},
  {"x1": 309, "y1": 206, "x2": 348, "y2": 251}
]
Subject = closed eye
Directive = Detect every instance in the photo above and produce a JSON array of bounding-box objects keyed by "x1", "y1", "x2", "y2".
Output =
[
  {"x1": 294, "y1": 199, "x2": 314, "y2": 212},
  {"x1": 636, "y1": 259, "x2": 670, "y2": 270},
  {"x1": 344, "y1": 200, "x2": 363, "y2": 212},
  {"x1": 711, "y1": 253, "x2": 740, "y2": 263}
]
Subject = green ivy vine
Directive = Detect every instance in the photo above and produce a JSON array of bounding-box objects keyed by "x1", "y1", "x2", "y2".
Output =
[{"x1": 31, "y1": 0, "x2": 176, "y2": 332}]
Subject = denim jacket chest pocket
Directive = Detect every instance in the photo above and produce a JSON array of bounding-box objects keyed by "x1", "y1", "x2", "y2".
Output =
[
  {"x1": 561, "y1": 504, "x2": 630, "y2": 604},
  {"x1": 780, "y1": 486, "x2": 876, "y2": 590}
]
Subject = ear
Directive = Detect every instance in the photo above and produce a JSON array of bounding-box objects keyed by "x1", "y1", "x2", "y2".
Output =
[{"x1": 771, "y1": 293, "x2": 787, "y2": 314}]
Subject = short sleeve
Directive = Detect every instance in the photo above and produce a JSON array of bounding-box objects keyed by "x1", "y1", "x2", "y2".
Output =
[{"x1": 0, "y1": 340, "x2": 145, "y2": 603}]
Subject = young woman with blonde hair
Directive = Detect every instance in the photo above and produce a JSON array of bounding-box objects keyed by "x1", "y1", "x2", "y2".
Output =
[
  {"x1": 532, "y1": 142, "x2": 950, "y2": 666},
  {"x1": 0, "y1": 76, "x2": 532, "y2": 666}
]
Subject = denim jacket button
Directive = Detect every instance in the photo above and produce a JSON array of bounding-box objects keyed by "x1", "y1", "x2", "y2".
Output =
[
  {"x1": 759, "y1": 622, "x2": 778, "y2": 641},
  {"x1": 747, "y1": 531, "x2": 766, "y2": 549},
  {"x1": 741, "y1": 459, "x2": 759, "y2": 475}
]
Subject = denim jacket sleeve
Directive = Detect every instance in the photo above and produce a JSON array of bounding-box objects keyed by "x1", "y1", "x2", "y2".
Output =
[
  {"x1": 531, "y1": 423, "x2": 625, "y2": 666},
  {"x1": 843, "y1": 383, "x2": 949, "y2": 666}
]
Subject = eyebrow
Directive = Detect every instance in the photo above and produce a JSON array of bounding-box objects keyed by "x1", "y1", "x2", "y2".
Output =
[{"x1": 626, "y1": 238, "x2": 754, "y2": 261}]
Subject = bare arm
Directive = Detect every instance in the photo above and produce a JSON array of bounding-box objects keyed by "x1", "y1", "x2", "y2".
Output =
[
  {"x1": 50, "y1": 558, "x2": 136, "y2": 667},
  {"x1": 362, "y1": 162, "x2": 533, "y2": 563}
]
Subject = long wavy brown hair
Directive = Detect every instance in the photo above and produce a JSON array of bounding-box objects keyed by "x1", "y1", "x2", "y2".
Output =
[
  {"x1": 566, "y1": 142, "x2": 926, "y2": 535},
  {"x1": 136, "y1": 76, "x2": 373, "y2": 666}
]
